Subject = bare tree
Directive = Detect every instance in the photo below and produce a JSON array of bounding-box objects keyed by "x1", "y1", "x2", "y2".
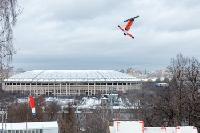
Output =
[
  {"x1": 184, "y1": 57, "x2": 200, "y2": 128},
  {"x1": 85, "y1": 107, "x2": 110, "y2": 133},
  {"x1": 59, "y1": 105, "x2": 78, "y2": 133},
  {"x1": 167, "y1": 54, "x2": 189, "y2": 125},
  {"x1": 139, "y1": 54, "x2": 200, "y2": 131},
  {"x1": 0, "y1": 0, "x2": 18, "y2": 83}
]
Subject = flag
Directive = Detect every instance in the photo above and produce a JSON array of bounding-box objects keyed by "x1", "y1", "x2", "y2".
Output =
[{"x1": 29, "y1": 96, "x2": 36, "y2": 115}]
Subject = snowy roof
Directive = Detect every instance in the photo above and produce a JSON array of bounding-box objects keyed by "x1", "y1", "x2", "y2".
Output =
[
  {"x1": 0, "y1": 121, "x2": 58, "y2": 130},
  {"x1": 5, "y1": 70, "x2": 141, "y2": 82},
  {"x1": 110, "y1": 121, "x2": 144, "y2": 133},
  {"x1": 109, "y1": 121, "x2": 198, "y2": 133}
]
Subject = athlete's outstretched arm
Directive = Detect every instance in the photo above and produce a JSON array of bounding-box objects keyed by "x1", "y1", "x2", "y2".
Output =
[{"x1": 124, "y1": 16, "x2": 139, "y2": 22}]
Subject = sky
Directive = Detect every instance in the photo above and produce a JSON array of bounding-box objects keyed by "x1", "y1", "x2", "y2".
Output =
[{"x1": 13, "y1": 0, "x2": 200, "y2": 71}]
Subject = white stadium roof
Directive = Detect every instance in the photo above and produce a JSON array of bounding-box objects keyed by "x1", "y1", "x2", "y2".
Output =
[{"x1": 5, "y1": 70, "x2": 141, "y2": 82}]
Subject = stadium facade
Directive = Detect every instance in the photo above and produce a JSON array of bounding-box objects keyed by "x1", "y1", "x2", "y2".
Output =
[{"x1": 3, "y1": 70, "x2": 141, "y2": 96}]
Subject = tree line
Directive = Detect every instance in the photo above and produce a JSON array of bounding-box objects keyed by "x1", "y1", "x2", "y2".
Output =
[{"x1": 138, "y1": 54, "x2": 200, "y2": 131}]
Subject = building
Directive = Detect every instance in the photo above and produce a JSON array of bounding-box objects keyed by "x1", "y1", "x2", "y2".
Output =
[
  {"x1": 109, "y1": 121, "x2": 198, "y2": 133},
  {"x1": 155, "y1": 82, "x2": 169, "y2": 87},
  {"x1": 3, "y1": 70, "x2": 141, "y2": 96},
  {"x1": 0, "y1": 121, "x2": 58, "y2": 133}
]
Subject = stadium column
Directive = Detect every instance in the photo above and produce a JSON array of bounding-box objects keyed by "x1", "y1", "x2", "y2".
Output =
[
  {"x1": 29, "y1": 83, "x2": 31, "y2": 95},
  {"x1": 87, "y1": 83, "x2": 89, "y2": 96},
  {"x1": 48, "y1": 83, "x2": 50, "y2": 96},
  {"x1": 60, "y1": 83, "x2": 62, "y2": 96},
  {"x1": 117, "y1": 82, "x2": 119, "y2": 91},
  {"x1": 78, "y1": 88, "x2": 80, "y2": 96},
  {"x1": 126, "y1": 83, "x2": 128, "y2": 92},
  {"x1": 94, "y1": 83, "x2": 96, "y2": 95},
  {"x1": 65, "y1": 83, "x2": 68, "y2": 95},
  {"x1": 25, "y1": 83, "x2": 26, "y2": 94},
  {"x1": 112, "y1": 82, "x2": 113, "y2": 93},
  {"x1": 53, "y1": 82, "x2": 56, "y2": 96},
  {"x1": 100, "y1": 83, "x2": 102, "y2": 93},
  {"x1": 20, "y1": 82, "x2": 22, "y2": 94},
  {"x1": 44, "y1": 83, "x2": 46, "y2": 95},
  {"x1": 11, "y1": 82, "x2": 13, "y2": 93},
  {"x1": 69, "y1": 83, "x2": 71, "y2": 95},
  {"x1": 106, "y1": 83, "x2": 108, "y2": 94},
  {"x1": 39, "y1": 82, "x2": 43, "y2": 95},
  {"x1": 36, "y1": 82, "x2": 38, "y2": 96}
]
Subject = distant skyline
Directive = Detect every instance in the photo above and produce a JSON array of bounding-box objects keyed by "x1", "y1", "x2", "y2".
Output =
[{"x1": 13, "y1": 0, "x2": 200, "y2": 70}]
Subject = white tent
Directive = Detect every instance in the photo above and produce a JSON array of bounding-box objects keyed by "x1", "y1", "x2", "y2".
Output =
[
  {"x1": 109, "y1": 121, "x2": 198, "y2": 133},
  {"x1": 144, "y1": 126, "x2": 198, "y2": 133},
  {"x1": 109, "y1": 121, "x2": 144, "y2": 133}
]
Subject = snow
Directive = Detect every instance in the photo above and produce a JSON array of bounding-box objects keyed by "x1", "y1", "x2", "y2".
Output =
[
  {"x1": 16, "y1": 96, "x2": 138, "y2": 110},
  {"x1": 144, "y1": 126, "x2": 198, "y2": 133},
  {"x1": 45, "y1": 97, "x2": 74, "y2": 105},
  {"x1": 110, "y1": 121, "x2": 144, "y2": 133},
  {"x1": 0, "y1": 121, "x2": 58, "y2": 130},
  {"x1": 16, "y1": 97, "x2": 74, "y2": 107},
  {"x1": 17, "y1": 98, "x2": 28, "y2": 103},
  {"x1": 5, "y1": 70, "x2": 141, "y2": 82},
  {"x1": 77, "y1": 97, "x2": 138, "y2": 109},
  {"x1": 110, "y1": 122, "x2": 198, "y2": 133},
  {"x1": 78, "y1": 97, "x2": 101, "y2": 109}
]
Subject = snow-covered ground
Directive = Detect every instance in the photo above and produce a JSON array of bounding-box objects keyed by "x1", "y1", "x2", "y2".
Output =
[
  {"x1": 17, "y1": 96, "x2": 139, "y2": 109},
  {"x1": 45, "y1": 97, "x2": 74, "y2": 106},
  {"x1": 77, "y1": 97, "x2": 139, "y2": 109},
  {"x1": 78, "y1": 97, "x2": 101, "y2": 109},
  {"x1": 17, "y1": 98, "x2": 28, "y2": 103},
  {"x1": 16, "y1": 97, "x2": 74, "y2": 105}
]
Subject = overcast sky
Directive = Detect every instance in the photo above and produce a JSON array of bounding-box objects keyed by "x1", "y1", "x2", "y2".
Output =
[{"x1": 13, "y1": 0, "x2": 200, "y2": 71}]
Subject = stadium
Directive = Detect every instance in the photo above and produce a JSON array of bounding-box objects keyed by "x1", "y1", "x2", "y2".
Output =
[{"x1": 2, "y1": 70, "x2": 141, "y2": 96}]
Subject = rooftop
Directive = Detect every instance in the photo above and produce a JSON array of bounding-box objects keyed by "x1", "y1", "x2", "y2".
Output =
[
  {"x1": 0, "y1": 121, "x2": 58, "y2": 130},
  {"x1": 5, "y1": 70, "x2": 141, "y2": 82}
]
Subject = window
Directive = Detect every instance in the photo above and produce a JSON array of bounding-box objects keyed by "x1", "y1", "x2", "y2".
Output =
[{"x1": 96, "y1": 83, "x2": 100, "y2": 85}]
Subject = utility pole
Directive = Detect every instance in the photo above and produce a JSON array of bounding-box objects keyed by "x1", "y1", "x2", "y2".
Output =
[
  {"x1": 1, "y1": 110, "x2": 3, "y2": 133},
  {"x1": 1, "y1": 109, "x2": 7, "y2": 132}
]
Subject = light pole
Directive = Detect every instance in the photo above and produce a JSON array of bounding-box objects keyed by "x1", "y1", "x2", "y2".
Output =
[{"x1": 1, "y1": 109, "x2": 7, "y2": 132}]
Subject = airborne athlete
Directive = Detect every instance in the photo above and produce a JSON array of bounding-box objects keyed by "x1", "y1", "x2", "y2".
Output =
[{"x1": 118, "y1": 16, "x2": 139, "y2": 39}]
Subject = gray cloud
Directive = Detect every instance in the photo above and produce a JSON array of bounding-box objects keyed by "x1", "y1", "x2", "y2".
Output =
[{"x1": 13, "y1": 0, "x2": 200, "y2": 71}]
